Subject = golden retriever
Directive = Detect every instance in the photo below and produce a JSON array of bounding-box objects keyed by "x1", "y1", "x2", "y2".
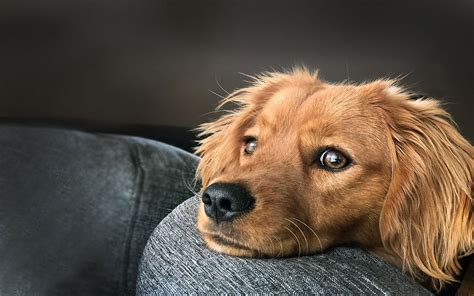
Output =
[{"x1": 194, "y1": 68, "x2": 473, "y2": 292}]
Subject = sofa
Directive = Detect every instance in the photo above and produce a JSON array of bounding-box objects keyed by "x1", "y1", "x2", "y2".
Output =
[{"x1": 0, "y1": 125, "x2": 438, "y2": 295}]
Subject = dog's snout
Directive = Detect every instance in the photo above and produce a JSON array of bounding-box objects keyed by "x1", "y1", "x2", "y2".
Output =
[{"x1": 202, "y1": 183, "x2": 254, "y2": 223}]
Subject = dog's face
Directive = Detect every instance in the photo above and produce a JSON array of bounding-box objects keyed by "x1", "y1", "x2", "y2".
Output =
[
  {"x1": 197, "y1": 76, "x2": 392, "y2": 257},
  {"x1": 195, "y1": 69, "x2": 473, "y2": 290}
]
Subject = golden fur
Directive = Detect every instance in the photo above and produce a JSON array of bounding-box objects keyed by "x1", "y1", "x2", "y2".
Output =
[{"x1": 195, "y1": 68, "x2": 473, "y2": 291}]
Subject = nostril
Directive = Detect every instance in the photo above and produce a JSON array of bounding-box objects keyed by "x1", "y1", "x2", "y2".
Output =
[
  {"x1": 202, "y1": 193, "x2": 212, "y2": 205},
  {"x1": 219, "y1": 198, "x2": 232, "y2": 211},
  {"x1": 202, "y1": 183, "x2": 255, "y2": 223}
]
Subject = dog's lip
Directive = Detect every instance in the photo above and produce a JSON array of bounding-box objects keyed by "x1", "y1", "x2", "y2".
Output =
[{"x1": 204, "y1": 232, "x2": 254, "y2": 251}]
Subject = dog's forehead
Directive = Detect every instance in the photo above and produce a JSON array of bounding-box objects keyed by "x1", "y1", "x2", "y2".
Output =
[
  {"x1": 302, "y1": 83, "x2": 375, "y2": 115},
  {"x1": 257, "y1": 84, "x2": 310, "y2": 125},
  {"x1": 257, "y1": 82, "x2": 383, "y2": 132},
  {"x1": 251, "y1": 82, "x2": 389, "y2": 165}
]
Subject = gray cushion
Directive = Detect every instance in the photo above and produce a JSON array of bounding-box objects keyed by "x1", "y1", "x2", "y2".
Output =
[
  {"x1": 137, "y1": 196, "x2": 432, "y2": 295},
  {"x1": 0, "y1": 125, "x2": 198, "y2": 296}
]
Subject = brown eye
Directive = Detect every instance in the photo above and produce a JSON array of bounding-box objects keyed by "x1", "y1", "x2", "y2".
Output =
[
  {"x1": 319, "y1": 149, "x2": 349, "y2": 170},
  {"x1": 244, "y1": 137, "x2": 257, "y2": 155}
]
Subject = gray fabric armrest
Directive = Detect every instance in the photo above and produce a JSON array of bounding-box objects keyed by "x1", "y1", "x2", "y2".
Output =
[
  {"x1": 138, "y1": 196, "x2": 432, "y2": 295},
  {"x1": 0, "y1": 125, "x2": 198, "y2": 296}
]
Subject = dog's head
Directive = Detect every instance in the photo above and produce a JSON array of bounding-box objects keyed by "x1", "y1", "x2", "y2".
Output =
[{"x1": 195, "y1": 68, "x2": 472, "y2": 290}]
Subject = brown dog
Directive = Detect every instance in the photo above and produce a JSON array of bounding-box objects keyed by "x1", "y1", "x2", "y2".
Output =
[{"x1": 195, "y1": 68, "x2": 473, "y2": 292}]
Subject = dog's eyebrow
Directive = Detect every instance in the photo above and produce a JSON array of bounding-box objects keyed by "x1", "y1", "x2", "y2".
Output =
[
  {"x1": 258, "y1": 115, "x2": 273, "y2": 127},
  {"x1": 300, "y1": 119, "x2": 338, "y2": 137},
  {"x1": 253, "y1": 114, "x2": 279, "y2": 133}
]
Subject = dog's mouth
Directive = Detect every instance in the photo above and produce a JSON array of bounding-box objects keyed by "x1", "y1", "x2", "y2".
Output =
[
  {"x1": 202, "y1": 232, "x2": 261, "y2": 257},
  {"x1": 208, "y1": 233, "x2": 250, "y2": 249}
]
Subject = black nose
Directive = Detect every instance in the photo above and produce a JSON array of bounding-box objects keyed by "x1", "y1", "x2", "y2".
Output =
[{"x1": 201, "y1": 183, "x2": 255, "y2": 223}]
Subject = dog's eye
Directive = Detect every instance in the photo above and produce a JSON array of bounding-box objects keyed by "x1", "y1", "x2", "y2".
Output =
[
  {"x1": 319, "y1": 149, "x2": 349, "y2": 170},
  {"x1": 243, "y1": 137, "x2": 257, "y2": 155}
]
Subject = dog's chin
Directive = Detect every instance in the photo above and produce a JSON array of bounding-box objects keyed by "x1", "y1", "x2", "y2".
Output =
[
  {"x1": 197, "y1": 207, "x2": 305, "y2": 258},
  {"x1": 202, "y1": 233, "x2": 261, "y2": 257}
]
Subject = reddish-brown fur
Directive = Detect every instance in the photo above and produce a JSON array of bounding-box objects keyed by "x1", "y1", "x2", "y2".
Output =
[{"x1": 195, "y1": 68, "x2": 473, "y2": 291}]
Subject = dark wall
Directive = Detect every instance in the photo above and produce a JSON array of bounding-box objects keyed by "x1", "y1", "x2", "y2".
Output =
[{"x1": 1, "y1": 0, "x2": 472, "y2": 141}]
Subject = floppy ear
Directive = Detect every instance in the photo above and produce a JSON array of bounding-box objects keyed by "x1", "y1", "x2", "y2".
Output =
[{"x1": 376, "y1": 83, "x2": 473, "y2": 291}]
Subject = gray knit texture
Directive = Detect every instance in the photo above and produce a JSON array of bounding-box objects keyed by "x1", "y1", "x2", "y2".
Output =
[{"x1": 137, "y1": 196, "x2": 431, "y2": 295}]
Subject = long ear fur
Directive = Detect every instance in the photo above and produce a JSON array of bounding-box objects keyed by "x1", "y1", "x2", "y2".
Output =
[
  {"x1": 195, "y1": 68, "x2": 319, "y2": 189},
  {"x1": 376, "y1": 83, "x2": 473, "y2": 291}
]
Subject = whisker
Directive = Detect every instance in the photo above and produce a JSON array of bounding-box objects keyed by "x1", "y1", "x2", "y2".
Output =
[
  {"x1": 271, "y1": 235, "x2": 284, "y2": 258},
  {"x1": 286, "y1": 218, "x2": 309, "y2": 255},
  {"x1": 182, "y1": 174, "x2": 199, "y2": 197},
  {"x1": 254, "y1": 236, "x2": 263, "y2": 259},
  {"x1": 266, "y1": 235, "x2": 275, "y2": 257},
  {"x1": 265, "y1": 235, "x2": 276, "y2": 257},
  {"x1": 284, "y1": 226, "x2": 301, "y2": 258},
  {"x1": 291, "y1": 217, "x2": 323, "y2": 252}
]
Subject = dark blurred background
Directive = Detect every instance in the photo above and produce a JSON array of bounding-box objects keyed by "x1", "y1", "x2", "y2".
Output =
[{"x1": 1, "y1": 0, "x2": 472, "y2": 150}]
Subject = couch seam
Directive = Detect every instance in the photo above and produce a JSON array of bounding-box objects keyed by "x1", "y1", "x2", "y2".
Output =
[{"x1": 120, "y1": 142, "x2": 145, "y2": 295}]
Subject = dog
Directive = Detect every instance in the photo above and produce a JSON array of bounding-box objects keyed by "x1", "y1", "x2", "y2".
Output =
[{"x1": 195, "y1": 68, "x2": 473, "y2": 293}]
